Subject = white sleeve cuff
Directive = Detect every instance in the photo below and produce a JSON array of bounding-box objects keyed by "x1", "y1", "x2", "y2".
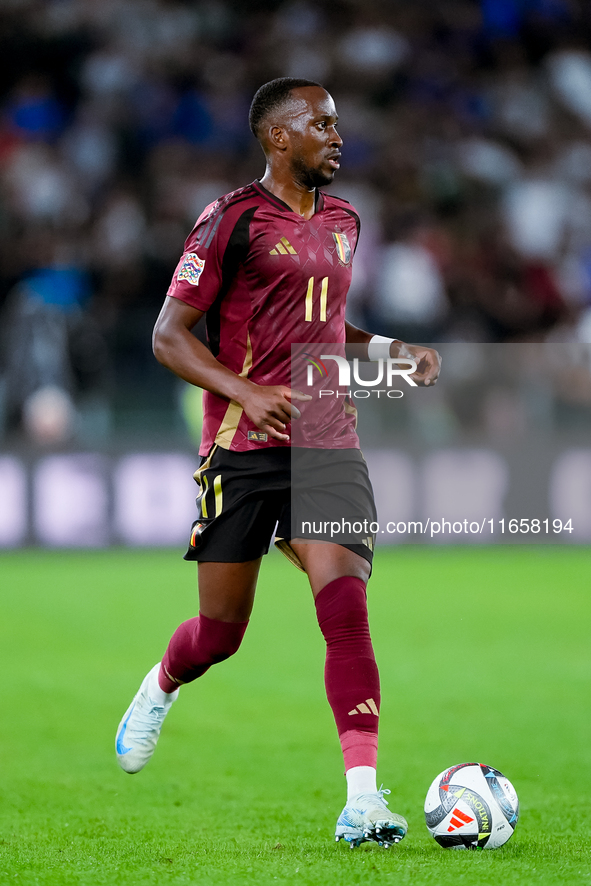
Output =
[{"x1": 367, "y1": 334, "x2": 396, "y2": 361}]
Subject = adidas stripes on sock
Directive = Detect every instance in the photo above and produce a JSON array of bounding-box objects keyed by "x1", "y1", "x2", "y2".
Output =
[
  {"x1": 158, "y1": 613, "x2": 248, "y2": 692},
  {"x1": 314, "y1": 576, "x2": 380, "y2": 772}
]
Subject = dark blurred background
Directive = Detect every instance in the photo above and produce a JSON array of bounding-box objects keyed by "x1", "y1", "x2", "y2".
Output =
[{"x1": 2, "y1": 0, "x2": 591, "y2": 448}]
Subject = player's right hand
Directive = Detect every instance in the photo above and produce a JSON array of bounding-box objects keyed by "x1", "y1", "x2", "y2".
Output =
[{"x1": 240, "y1": 384, "x2": 312, "y2": 441}]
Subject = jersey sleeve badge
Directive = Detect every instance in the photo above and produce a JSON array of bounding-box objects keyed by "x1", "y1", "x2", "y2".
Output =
[
  {"x1": 333, "y1": 231, "x2": 352, "y2": 265},
  {"x1": 177, "y1": 252, "x2": 206, "y2": 286}
]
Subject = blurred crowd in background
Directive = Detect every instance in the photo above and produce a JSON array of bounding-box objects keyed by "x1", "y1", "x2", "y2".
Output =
[{"x1": 2, "y1": 0, "x2": 591, "y2": 446}]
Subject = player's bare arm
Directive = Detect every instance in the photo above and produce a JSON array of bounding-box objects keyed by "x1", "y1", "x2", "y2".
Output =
[
  {"x1": 153, "y1": 296, "x2": 310, "y2": 441},
  {"x1": 345, "y1": 320, "x2": 442, "y2": 386}
]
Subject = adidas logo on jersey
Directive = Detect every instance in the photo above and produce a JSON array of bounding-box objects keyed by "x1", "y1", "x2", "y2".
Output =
[
  {"x1": 270, "y1": 237, "x2": 297, "y2": 255},
  {"x1": 348, "y1": 697, "x2": 379, "y2": 716}
]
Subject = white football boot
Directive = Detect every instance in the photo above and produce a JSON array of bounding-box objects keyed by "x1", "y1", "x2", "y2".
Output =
[
  {"x1": 115, "y1": 664, "x2": 179, "y2": 774},
  {"x1": 335, "y1": 788, "x2": 408, "y2": 848}
]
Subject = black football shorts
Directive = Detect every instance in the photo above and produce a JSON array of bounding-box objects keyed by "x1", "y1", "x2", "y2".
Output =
[{"x1": 183, "y1": 445, "x2": 376, "y2": 570}]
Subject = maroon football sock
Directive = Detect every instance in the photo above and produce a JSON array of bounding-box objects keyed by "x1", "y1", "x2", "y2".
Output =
[
  {"x1": 158, "y1": 613, "x2": 248, "y2": 692},
  {"x1": 315, "y1": 576, "x2": 380, "y2": 771}
]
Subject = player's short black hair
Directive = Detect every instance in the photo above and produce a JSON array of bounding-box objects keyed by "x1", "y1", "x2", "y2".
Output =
[{"x1": 249, "y1": 77, "x2": 323, "y2": 140}]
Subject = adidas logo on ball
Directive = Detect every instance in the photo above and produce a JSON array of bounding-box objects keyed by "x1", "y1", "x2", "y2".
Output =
[{"x1": 424, "y1": 762, "x2": 519, "y2": 850}]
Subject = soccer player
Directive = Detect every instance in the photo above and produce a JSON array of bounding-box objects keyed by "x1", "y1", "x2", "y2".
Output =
[{"x1": 115, "y1": 78, "x2": 440, "y2": 848}]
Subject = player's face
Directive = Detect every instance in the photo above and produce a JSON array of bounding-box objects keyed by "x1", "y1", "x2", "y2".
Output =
[{"x1": 283, "y1": 87, "x2": 343, "y2": 189}]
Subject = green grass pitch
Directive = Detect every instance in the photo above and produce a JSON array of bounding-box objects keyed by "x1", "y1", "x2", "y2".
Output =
[{"x1": 1, "y1": 546, "x2": 590, "y2": 885}]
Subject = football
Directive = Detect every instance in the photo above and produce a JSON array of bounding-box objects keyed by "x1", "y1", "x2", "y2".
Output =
[{"x1": 424, "y1": 762, "x2": 519, "y2": 850}]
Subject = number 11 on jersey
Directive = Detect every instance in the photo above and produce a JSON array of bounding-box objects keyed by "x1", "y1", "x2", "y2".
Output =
[{"x1": 305, "y1": 276, "x2": 329, "y2": 322}]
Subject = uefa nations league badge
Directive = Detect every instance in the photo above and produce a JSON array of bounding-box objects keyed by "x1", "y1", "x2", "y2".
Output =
[{"x1": 178, "y1": 252, "x2": 206, "y2": 286}]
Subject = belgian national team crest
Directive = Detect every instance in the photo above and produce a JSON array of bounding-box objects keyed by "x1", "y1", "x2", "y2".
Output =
[
  {"x1": 178, "y1": 252, "x2": 206, "y2": 286},
  {"x1": 332, "y1": 231, "x2": 352, "y2": 265}
]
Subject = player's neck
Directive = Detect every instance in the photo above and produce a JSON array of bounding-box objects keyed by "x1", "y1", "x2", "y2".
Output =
[{"x1": 259, "y1": 172, "x2": 316, "y2": 219}]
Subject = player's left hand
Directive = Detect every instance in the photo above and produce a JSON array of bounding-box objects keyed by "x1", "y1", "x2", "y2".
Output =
[{"x1": 392, "y1": 342, "x2": 441, "y2": 386}]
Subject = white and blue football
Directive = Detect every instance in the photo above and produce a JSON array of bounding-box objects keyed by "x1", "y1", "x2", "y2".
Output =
[{"x1": 425, "y1": 762, "x2": 519, "y2": 850}]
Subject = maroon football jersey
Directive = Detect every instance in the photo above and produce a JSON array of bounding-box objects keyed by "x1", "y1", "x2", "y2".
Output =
[{"x1": 167, "y1": 180, "x2": 360, "y2": 454}]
